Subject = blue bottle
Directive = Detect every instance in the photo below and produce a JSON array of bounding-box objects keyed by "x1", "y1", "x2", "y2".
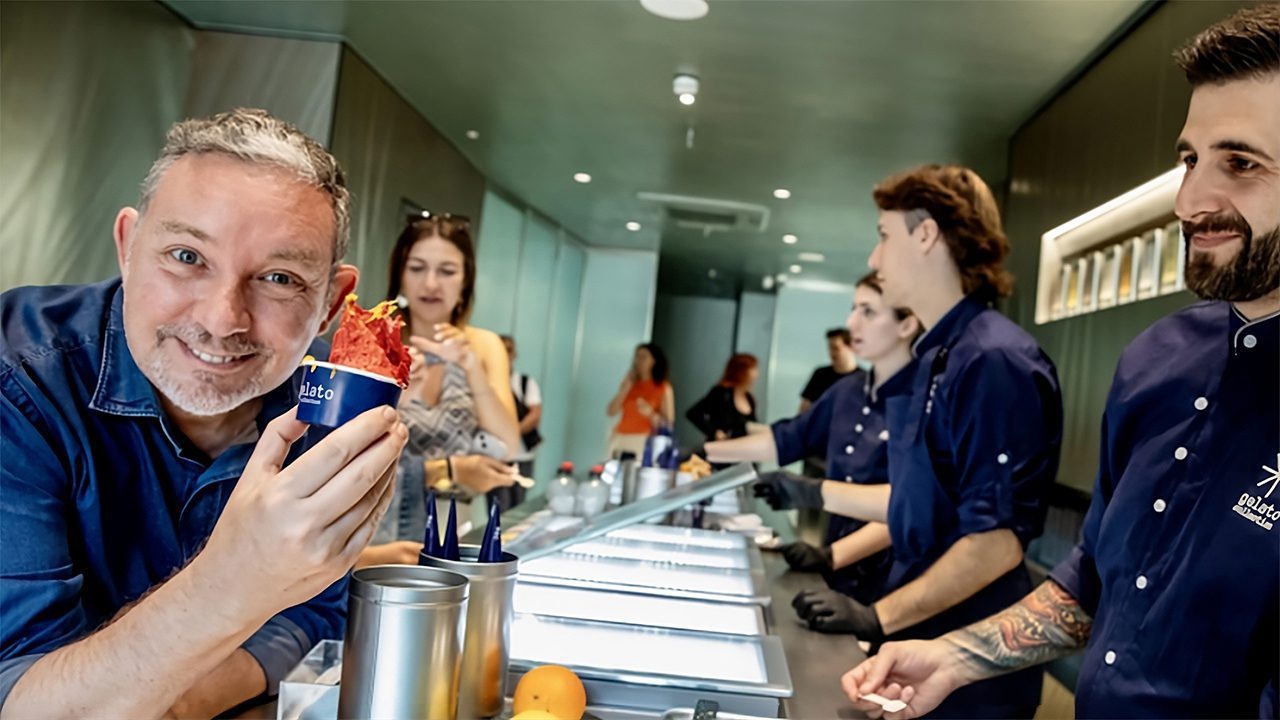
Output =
[
  {"x1": 478, "y1": 501, "x2": 503, "y2": 562},
  {"x1": 419, "y1": 490, "x2": 441, "y2": 562},
  {"x1": 441, "y1": 497, "x2": 461, "y2": 561}
]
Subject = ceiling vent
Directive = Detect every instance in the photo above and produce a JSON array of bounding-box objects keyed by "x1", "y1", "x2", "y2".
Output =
[{"x1": 636, "y1": 192, "x2": 770, "y2": 236}]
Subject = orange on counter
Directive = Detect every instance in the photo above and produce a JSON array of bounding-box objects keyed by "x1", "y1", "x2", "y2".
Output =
[
  {"x1": 511, "y1": 712, "x2": 560, "y2": 720},
  {"x1": 511, "y1": 665, "x2": 587, "y2": 720}
]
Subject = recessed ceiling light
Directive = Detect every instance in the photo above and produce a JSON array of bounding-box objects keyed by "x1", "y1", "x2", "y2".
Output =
[
  {"x1": 789, "y1": 264, "x2": 802, "y2": 274},
  {"x1": 678, "y1": 93, "x2": 696, "y2": 106},
  {"x1": 773, "y1": 188, "x2": 791, "y2": 199},
  {"x1": 640, "y1": 0, "x2": 709, "y2": 21},
  {"x1": 762, "y1": 275, "x2": 775, "y2": 290},
  {"x1": 625, "y1": 221, "x2": 641, "y2": 231},
  {"x1": 776, "y1": 273, "x2": 789, "y2": 284},
  {"x1": 708, "y1": 268, "x2": 718, "y2": 279},
  {"x1": 573, "y1": 172, "x2": 592, "y2": 184},
  {"x1": 798, "y1": 252, "x2": 825, "y2": 262},
  {"x1": 465, "y1": 130, "x2": 480, "y2": 140},
  {"x1": 782, "y1": 234, "x2": 798, "y2": 244}
]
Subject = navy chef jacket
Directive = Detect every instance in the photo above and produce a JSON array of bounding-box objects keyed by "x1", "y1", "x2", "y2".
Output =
[
  {"x1": 1050, "y1": 301, "x2": 1278, "y2": 718},
  {"x1": 0, "y1": 280, "x2": 344, "y2": 709},
  {"x1": 772, "y1": 365, "x2": 914, "y2": 603},
  {"x1": 884, "y1": 296, "x2": 1063, "y2": 718}
]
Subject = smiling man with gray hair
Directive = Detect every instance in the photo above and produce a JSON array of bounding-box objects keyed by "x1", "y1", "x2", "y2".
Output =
[{"x1": 0, "y1": 108, "x2": 405, "y2": 718}]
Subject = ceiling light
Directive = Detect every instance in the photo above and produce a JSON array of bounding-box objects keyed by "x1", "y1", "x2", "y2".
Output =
[
  {"x1": 782, "y1": 234, "x2": 798, "y2": 245},
  {"x1": 762, "y1": 275, "x2": 775, "y2": 290},
  {"x1": 573, "y1": 172, "x2": 592, "y2": 184},
  {"x1": 773, "y1": 188, "x2": 791, "y2": 199},
  {"x1": 640, "y1": 0, "x2": 709, "y2": 21},
  {"x1": 625, "y1": 221, "x2": 641, "y2": 231},
  {"x1": 798, "y1": 252, "x2": 825, "y2": 262},
  {"x1": 673, "y1": 74, "x2": 699, "y2": 106},
  {"x1": 465, "y1": 130, "x2": 480, "y2": 140},
  {"x1": 708, "y1": 268, "x2": 718, "y2": 279},
  {"x1": 789, "y1": 264, "x2": 802, "y2": 274},
  {"x1": 776, "y1": 273, "x2": 789, "y2": 284}
]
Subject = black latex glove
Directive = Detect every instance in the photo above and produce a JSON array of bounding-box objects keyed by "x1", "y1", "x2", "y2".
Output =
[
  {"x1": 791, "y1": 588, "x2": 884, "y2": 640},
  {"x1": 779, "y1": 541, "x2": 832, "y2": 572},
  {"x1": 752, "y1": 470, "x2": 824, "y2": 510}
]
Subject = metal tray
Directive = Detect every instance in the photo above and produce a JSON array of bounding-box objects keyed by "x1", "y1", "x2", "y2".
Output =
[
  {"x1": 512, "y1": 583, "x2": 767, "y2": 636},
  {"x1": 508, "y1": 614, "x2": 791, "y2": 716},
  {"x1": 518, "y1": 553, "x2": 768, "y2": 605}
]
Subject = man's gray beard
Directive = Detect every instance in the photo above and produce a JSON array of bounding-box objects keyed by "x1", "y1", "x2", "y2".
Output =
[
  {"x1": 145, "y1": 324, "x2": 274, "y2": 416},
  {"x1": 1184, "y1": 225, "x2": 1280, "y2": 302},
  {"x1": 148, "y1": 354, "x2": 268, "y2": 416}
]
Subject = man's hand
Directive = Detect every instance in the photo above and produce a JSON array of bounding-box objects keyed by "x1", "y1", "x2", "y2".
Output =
[
  {"x1": 450, "y1": 454, "x2": 517, "y2": 494},
  {"x1": 779, "y1": 541, "x2": 832, "y2": 571},
  {"x1": 752, "y1": 470, "x2": 824, "y2": 510},
  {"x1": 194, "y1": 405, "x2": 405, "y2": 621},
  {"x1": 792, "y1": 588, "x2": 883, "y2": 640},
  {"x1": 841, "y1": 639, "x2": 970, "y2": 719}
]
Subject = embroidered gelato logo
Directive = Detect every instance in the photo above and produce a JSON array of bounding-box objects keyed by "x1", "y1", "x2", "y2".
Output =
[
  {"x1": 1258, "y1": 454, "x2": 1280, "y2": 498},
  {"x1": 1232, "y1": 456, "x2": 1280, "y2": 531}
]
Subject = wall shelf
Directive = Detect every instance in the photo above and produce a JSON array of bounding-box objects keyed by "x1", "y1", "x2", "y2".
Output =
[{"x1": 1036, "y1": 166, "x2": 1186, "y2": 325}]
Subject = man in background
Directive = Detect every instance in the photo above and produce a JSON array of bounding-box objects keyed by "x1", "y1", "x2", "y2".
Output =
[
  {"x1": 799, "y1": 327, "x2": 859, "y2": 413},
  {"x1": 500, "y1": 334, "x2": 541, "y2": 507}
]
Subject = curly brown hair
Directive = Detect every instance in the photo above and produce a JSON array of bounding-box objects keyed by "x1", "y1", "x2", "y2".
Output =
[{"x1": 872, "y1": 164, "x2": 1013, "y2": 301}]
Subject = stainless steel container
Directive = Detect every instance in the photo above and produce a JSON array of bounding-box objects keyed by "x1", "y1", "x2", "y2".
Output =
[
  {"x1": 618, "y1": 458, "x2": 640, "y2": 505},
  {"x1": 635, "y1": 467, "x2": 676, "y2": 522},
  {"x1": 338, "y1": 565, "x2": 469, "y2": 720},
  {"x1": 419, "y1": 545, "x2": 519, "y2": 718}
]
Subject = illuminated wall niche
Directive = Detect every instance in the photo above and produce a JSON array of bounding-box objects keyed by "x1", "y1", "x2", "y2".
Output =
[{"x1": 1035, "y1": 166, "x2": 1187, "y2": 325}]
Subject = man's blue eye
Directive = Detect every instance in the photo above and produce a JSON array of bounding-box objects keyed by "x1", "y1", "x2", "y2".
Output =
[
  {"x1": 263, "y1": 273, "x2": 293, "y2": 286},
  {"x1": 172, "y1": 248, "x2": 200, "y2": 265}
]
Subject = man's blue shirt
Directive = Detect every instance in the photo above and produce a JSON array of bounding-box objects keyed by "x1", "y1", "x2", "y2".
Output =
[
  {"x1": 0, "y1": 279, "x2": 344, "y2": 708},
  {"x1": 884, "y1": 296, "x2": 1063, "y2": 718},
  {"x1": 1050, "y1": 301, "x2": 1278, "y2": 718}
]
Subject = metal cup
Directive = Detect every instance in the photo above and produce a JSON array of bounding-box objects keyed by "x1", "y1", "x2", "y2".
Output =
[
  {"x1": 338, "y1": 565, "x2": 469, "y2": 720},
  {"x1": 419, "y1": 545, "x2": 519, "y2": 718}
]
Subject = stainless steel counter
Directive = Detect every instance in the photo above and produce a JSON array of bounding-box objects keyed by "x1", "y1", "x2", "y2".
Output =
[{"x1": 760, "y1": 551, "x2": 867, "y2": 719}]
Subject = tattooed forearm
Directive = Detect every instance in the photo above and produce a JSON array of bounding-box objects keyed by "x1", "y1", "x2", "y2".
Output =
[{"x1": 941, "y1": 580, "x2": 1092, "y2": 681}]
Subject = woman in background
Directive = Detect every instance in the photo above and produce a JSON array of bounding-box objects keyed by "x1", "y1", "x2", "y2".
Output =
[
  {"x1": 605, "y1": 343, "x2": 675, "y2": 457},
  {"x1": 686, "y1": 353, "x2": 759, "y2": 442},
  {"x1": 702, "y1": 272, "x2": 920, "y2": 607},
  {"x1": 358, "y1": 212, "x2": 520, "y2": 567}
]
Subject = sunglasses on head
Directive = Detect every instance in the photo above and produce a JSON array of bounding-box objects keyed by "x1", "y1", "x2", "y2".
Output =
[{"x1": 405, "y1": 210, "x2": 471, "y2": 227}]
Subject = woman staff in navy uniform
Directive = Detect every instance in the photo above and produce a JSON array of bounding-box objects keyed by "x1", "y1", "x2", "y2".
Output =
[
  {"x1": 702, "y1": 272, "x2": 919, "y2": 605},
  {"x1": 756, "y1": 165, "x2": 1063, "y2": 718},
  {"x1": 844, "y1": 7, "x2": 1279, "y2": 719}
]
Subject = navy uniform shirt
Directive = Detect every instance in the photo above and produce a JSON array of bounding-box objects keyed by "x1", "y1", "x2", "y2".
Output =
[
  {"x1": 0, "y1": 280, "x2": 345, "y2": 708},
  {"x1": 1050, "y1": 302, "x2": 1279, "y2": 719},
  {"x1": 771, "y1": 365, "x2": 914, "y2": 603},
  {"x1": 884, "y1": 297, "x2": 1062, "y2": 718}
]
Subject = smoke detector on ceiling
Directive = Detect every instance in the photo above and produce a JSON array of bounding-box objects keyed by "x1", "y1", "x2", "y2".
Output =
[{"x1": 674, "y1": 74, "x2": 699, "y2": 106}]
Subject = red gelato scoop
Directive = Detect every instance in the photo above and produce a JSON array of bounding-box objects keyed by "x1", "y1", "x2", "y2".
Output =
[{"x1": 329, "y1": 295, "x2": 411, "y2": 387}]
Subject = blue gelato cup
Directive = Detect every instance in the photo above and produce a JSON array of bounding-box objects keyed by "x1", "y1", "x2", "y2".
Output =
[{"x1": 296, "y1": 361, "x2": 403, "y2": 428}]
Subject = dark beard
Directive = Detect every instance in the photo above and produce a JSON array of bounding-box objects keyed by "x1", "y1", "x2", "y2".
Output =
[{"x1": 1182, "y1": 213, "x2": 1280, "y2": 302}]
